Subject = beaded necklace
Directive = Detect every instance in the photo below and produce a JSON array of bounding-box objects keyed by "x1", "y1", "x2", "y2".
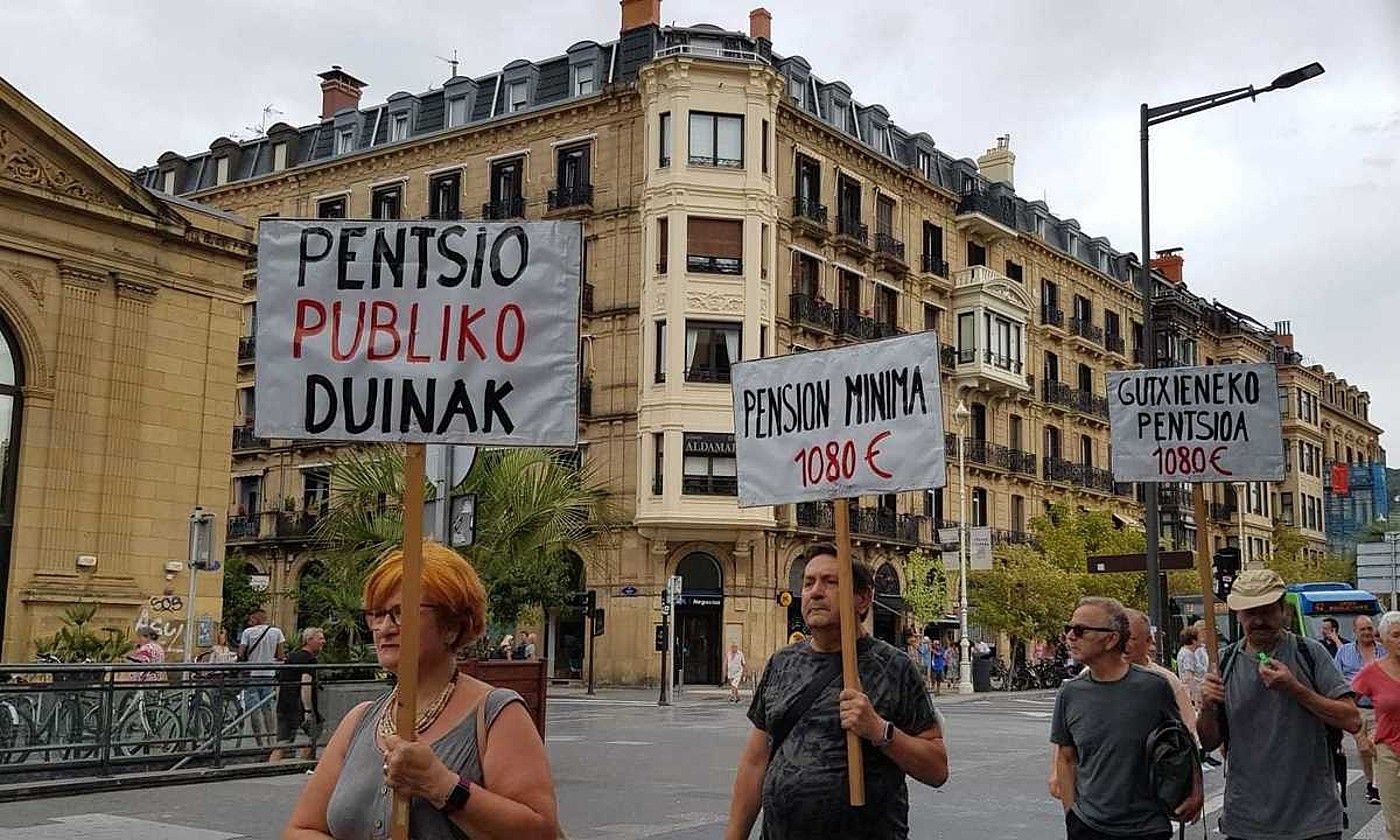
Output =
[{"x1": 377, "y1": 672, "x2": 459, "y2": 746}]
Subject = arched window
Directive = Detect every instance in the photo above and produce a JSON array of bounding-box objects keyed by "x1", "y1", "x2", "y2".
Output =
[
  {"x1": 874, "y1": 562, "x2": 901, "y2": 596},
  {"x1": 0, "y1": 315, "x2": 22, "y2": 642},
  {"x1": 788, "y1": 556, "x2": 806, "y2": 592},
  {"x1": 676, "y1": 551, "x2": 723, "y2": 594}
]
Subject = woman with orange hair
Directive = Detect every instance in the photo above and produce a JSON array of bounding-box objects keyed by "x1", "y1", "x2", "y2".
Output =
[{"x1": 283, "y1": 541, "x2": 560, "y2": 840}]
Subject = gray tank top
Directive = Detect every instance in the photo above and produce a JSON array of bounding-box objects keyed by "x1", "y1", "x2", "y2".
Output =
[{"x1": 326, "y1": 687, "x2": 522, "y2": 840}]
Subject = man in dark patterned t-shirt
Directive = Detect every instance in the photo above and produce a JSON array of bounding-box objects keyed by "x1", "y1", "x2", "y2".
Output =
[{"x1": 725, "y1": 543, "x2": 948, "y2": 840}]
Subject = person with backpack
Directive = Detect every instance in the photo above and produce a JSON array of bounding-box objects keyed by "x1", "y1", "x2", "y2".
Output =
[
  {"x1": 1050, "y1": 596, "x2": 1202, "y2": 839},
  {"x1": 238, "y1": 607, "x2": 287, "y2": 749},
  {"x1": 724, "y1": 542, "x2": 947, "y2": 839},
  {"x1": 1197, "y1": 569, "x2": 1361, "y2": 840}
]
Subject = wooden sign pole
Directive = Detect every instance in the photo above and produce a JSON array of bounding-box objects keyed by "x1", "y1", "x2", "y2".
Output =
[
  {"x1": 1191, "y1": 484, "x2": 1220, "y2": 669},
  {"x1": 832, "y1": 498, "x2": 866, "y2": 807},
  {"x1": 391, "y1": 443, "x2": 428, "y2": 840}
]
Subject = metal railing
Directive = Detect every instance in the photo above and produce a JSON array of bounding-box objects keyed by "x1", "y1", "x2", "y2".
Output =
[
  {"x1": 794, "y1": 502, "x2": 932, "y2": 545},
  {"x1": 874, "y1": 232, "x2": 906, "y2": 263},
  {"x1": 482, "y1": 196, "x2": 525, "y2": 219},
  {"x1": 921, "y1": 254, "x2": 949, "y2": 277},
  {"x1": 940, "y1": 344, "x2": 958, "y2": 369},
  {"x1": 789, "y1": 293, "x2": 835, "y2": 332},
  {"x1": 547, "y1": 183, "x2": 593, "y2": 210},
  {"x1": 792, "y1": 196, "x2": 828, "y2": 226},
  {"x1": 237, "y1": 335, "x2": 255, "y2": 363},
  {"x1": 835, "y1": 215, "x2": 868, "y2": 245},
  {"x1": 582, "y1": 283, "x2": 594, "y2": 314},
  {"x1": 1105, "y1": 333, "x2": 1126, "y2": 354},
  {"x1": 681, "y1": 475, "x2": 738, "y2": 495},
  {"x1": 956, "y1": 190, "x2": 1016, "y2": 228},
  {"x1": 1070, "y1": 317, "x2": 1104, "y2": 344},
  {"x1": 655, "y1": 43, "x2": 765, "y2": 63},
  {"x1": 0, "y1": 662, "x2": 385, "y2": 782},
  {"x1": 835, "y1": 309, "x2": 877, "y2": 340},
  {"x1": 232, "y1": 425, "x2": 266, "y2": 452},
  {"x1": 686, "y1": 254, "x2": 743, "y2": 274},
  {"x1": 1040, "y1": 305, "x2": 1064, "y2": 327}
]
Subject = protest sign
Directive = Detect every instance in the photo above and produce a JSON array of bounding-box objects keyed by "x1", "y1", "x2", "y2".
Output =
[
  {"x1": 1107, "y1": 362, "x2": 1284, "y2": 483},
  {"x1": 254, "y1": 219, "x2": 581, "y2": 446},
  {"x1": 730, "y1": 331, "x2": 946, "y2": 507}
]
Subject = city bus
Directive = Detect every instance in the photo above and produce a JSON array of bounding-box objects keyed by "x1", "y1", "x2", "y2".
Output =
[{"x1": 1169, "y1": 582, "x2": 1382, "y2": 654}]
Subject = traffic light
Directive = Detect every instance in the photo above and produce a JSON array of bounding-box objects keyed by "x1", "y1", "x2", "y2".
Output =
[
  {"x1": 655, "y1": 623, "x2": 667, "y2": 651},
  {"x1": 1213, "y1": 547, "x2": 1242, "y2": 600},
  {"x1": 189, "y1": 508, "x2": 217, "y2": 570},
  {"x1": 659, "y1": 589, "x2": 671, "y2": 616},
  {"x1": 568, "y1": 591, "x2": 596, "y2": 615}
]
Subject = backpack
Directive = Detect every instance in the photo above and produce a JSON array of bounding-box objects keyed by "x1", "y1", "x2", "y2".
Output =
[
  {"x1": 1145, "y1": 717, "x2": 1199, "y2": 814},
  {"x1": 1218, "y1": 635, "x2": 1349, "y2": 827},
  {"x1": 512, "y1": 642, "x2": 527, "y2": 660}
]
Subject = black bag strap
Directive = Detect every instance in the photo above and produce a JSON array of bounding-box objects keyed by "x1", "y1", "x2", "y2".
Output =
[
  {"x1": 244, "y1": 625, "x2": 273, "y2": 659},
  {"x1": 767, "y1": 654, "x2": 843, "y2": 760}
]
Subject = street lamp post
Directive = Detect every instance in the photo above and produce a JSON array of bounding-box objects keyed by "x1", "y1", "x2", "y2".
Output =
[
  {"x1": 955, "y1": 400, "x2": 974, "y2": 695},
  {"x1": 1137, "y1": 62, "x2": 1324, "y2": 641},
  {"x1": 1385, "y1": 532, "x2": 1400, "y2": 611}
]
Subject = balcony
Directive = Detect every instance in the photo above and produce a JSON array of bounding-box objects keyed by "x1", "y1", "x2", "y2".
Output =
[
  {"x1": 1105, "y1": 333, "x2": 1126, "y2": 355},
  {"x1": 686, "y1": 255, "x2": 743, "y2": 275},
  {"x1": 1044, "y1": 456, "x2": 1081, "y2": 485},
  {"x1": 1151, "y1": 287, "x2": 1201, "y2": 330},
  {"x1": 682, "y1": 475, "x2": 738, "y2": 496},
  {"x1": 482, "y1": 196, "x2": 525, "y2": 220},
  {"x1": 582, "y1": 282, "x2": 594, "y2": 314},
  {"x1": 232, "y1": 424, "x2": 267, "y2": 452},
  {"x1": 1008, "y1": 449, "x2": 1038, "y2": 477},
  {"x1": 1042, "y1": 379, "x2": 1076, "y2": 411},
  {"x1": 1210, "y1": 502, "x2": 1237, "y2": 521},
  {"x1": 1070, "y1": 318, "x2": 1104, "y2": 345},
  {"x1": 992, "y1": 528, "x2": 1039, "y2": 548},
  {"x1": 834, "y1": 215, "x2": 869, "y2": 255},
  {"x1": 275, "y1": 511, "x2": 319, "y2": 540},
  {"x1": 546, "y1": 183, "x2": 593, "y2": 213},
  {"x1": 835, "y1": 309, "x2": 877, "y2": 340},
  {"x1": 791, "y1": 196, "x2": 828, "y2": 240},
  {"x1": 795, "y1": 500, "x2": 834, "y2": 530},
  {"x1": 940, "y1": 344, "x2": 958, "y2": 370},
  {"x1": 789, "y1": 292, "x2": 835, "y2": 333},
  {"x1": 684, "y1": 367, "x2": 731, "y2": 384},
  {"x1": 237, "y1": 335, "x2": 255, "y2": 364},
  {"x1": 874, "y1": 232, "x2": 907, "y2": 273},
  {"x1": 1040, "y1": 306, "x2": 1064, "y2": 328},
  {"x1": 1081, "y1": 466, "x2": 1116, "y2": 494},
  {"x1": 959, "y1": 438, "x2": 1039, "y2": 477},
  {"x1": 579, "y1": 379, "x2": 592, "y2": 417},
  {"x1": 227, "y1": 514, "x2": 260, "y2": 541},
  {"x1": 921, "y1": 253, "x2": 949, "y2": 278},
  {"x1": 872, "y1": 320, "x2": 902, "y2": 339},
  {"x1": 1074, "y1": 389, "x2": 1110, "y2": 421},
  {"x1": 955, "y1": 190, "x2": 1017, "y2": 241},
  {"x1": 794, "y1": 501, "x2": 932, "y2": 545}
]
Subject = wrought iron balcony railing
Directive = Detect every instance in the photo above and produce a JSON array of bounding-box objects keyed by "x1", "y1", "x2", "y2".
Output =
[
  {"x1": 232, "y1": 425, "x2": 267, "y2": 452},
  {"x1": 1070, "y1": 318, "x2": 1104, "y2": 344},
  {"x1": 1040, "y1": 306, "x2": 1064, "y2": 327},
  {"x1": 956, "y1": 190, "x2": 1016, "y2": 228},
  {"x1": 789, "y1": 292, "x2": 835, "y2": 332},
  {"x1": 835, "y1": 215, "x2": 868, "y2": 245},
  {"x1": 874, "y1": 232, "x2": 906, "y2": 263},
  {"x1": 547, "y1": 183, "x2": 593, "y2": 210},
  {"x1": 835, "y1": 309, "x2": 877, "y2": 340},
  {"x1": 792, "y1": 195, "x2": 828, "y2": 226},
  {"x1": 237, "y1": 335, "x2": 255, "y2": 363},
  {"x1": 921, "y1": 253, "x2": 949, "y2": 277},
  {"x1": 482, "y1": 196, "x2": 525, "y2": 219}
]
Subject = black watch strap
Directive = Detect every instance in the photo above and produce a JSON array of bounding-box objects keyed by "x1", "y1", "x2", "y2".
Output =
[{"x1": 440, "y1": 777, "x2": 471, "y2": 814}]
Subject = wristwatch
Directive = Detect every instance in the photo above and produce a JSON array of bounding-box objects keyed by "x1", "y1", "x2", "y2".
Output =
[
  {"x1": 439, "y1": 776, "x2": 472, "y2": 815},
  {"x1": 870, "y1": 720, "x2": 895, "y2": 748}
]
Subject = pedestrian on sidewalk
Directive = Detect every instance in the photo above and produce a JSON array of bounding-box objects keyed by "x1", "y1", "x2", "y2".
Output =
[
  {"x1": 271, "y1": 627, "x2": 326, "y2": 763},
  {"x1": 931, "y1": 641, "x2": 947, "y2": 696},
  {"x1": 284, "y1": 540, "x2": 559, "y2": 840},
  {"x1": 1175, "y1": 626, "x2": 1207, "y2": 710},
  {"x1": 126, "y1": 626, "x2": 166, "y2": 683},
  {"x1": 1050, "y1": 596, "x2": 1202, "y2": 839},
  {"x1": 727, "y1": 643, "x2": 747, "y2": 704},
  {"x1": 725, "y1": 542, "x2": 947, "y2": 840},
  {"x1": 238, "y1": 608, "x2": 286, "y2": 748},
  {"x1": 1335, "y1": 614, "x2": 1385, "y2": 804},
  {"x1": 1197, "y1": 569, "x2": 1360, "y2": 840},
  {"x1": 1349, "y1": 610, "x2": 1400, "y2": 837}
]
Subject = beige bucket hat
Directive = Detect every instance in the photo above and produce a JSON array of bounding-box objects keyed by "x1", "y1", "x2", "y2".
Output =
[{"x1": 1225, "y1": 568, "x2": 1287, "y2": 611}]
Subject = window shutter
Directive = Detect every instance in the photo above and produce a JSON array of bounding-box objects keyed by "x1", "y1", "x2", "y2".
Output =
[{"x1": 687, "y1": 217, "x2": 743, "y2": 259}]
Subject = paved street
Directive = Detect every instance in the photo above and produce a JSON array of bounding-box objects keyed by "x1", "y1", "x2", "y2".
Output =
[{"x1": 0, "y1": 687, "x2": 1384, "y2": 839}]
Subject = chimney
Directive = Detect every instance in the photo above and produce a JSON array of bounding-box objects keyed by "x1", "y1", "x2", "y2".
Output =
[
  {"x1": 1150, "y1": 247, "x2": 1184, "y2": 284},
  {"x1": 318, "y1": 66, "x2": 367, "y2": 120},
  {"x1": 1273, "y1": 321, "x2": 1294, "y2": 350},
  {"x1": 976, "y1": 135, "x2": 1015, "y2": 188},
  {"x1": 620, "y1": 0, "x2": 661, "y2": 33},
  {"x1": 749, "y1": 7, "x2": 772, "y2": 42}
]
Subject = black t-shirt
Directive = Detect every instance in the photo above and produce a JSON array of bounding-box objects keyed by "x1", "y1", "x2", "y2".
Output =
[
  {"x1": 277, "y1": 648, "x2": 318, "y2": 716},
  {"x1": 747, "y1": 636, "x2": 938, "y2": 840}
]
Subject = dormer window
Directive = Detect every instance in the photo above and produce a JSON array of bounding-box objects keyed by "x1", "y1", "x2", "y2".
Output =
[
  {"x1": 214, "y1": 157, "x2": 230, "y2": 185},
  {"x1": 447, "y1": 96, "x2": 469, "y2": 127},
  {"x1": 872, "y1": 125, "x2": 890, "y2": 155},
  {"x1": 272, "y1": 143, "x2": 288, "y2": 172},
  {"x1": 572, "y1": 63, "x2": 595, "y2": 96},
  {"x1": 161, "y1": 170, "x2": 176, "y2": 193},
  {"x1": 390, "y1": 114, "x2": 410, "y2": 142},
  {"x1": 788, "y1": 76, "x2": 806, "y2": 108},
  {"x1": 336, "y1": 128, "x2": 355, "y2": 155},
  {"x1": 1034, "y1": 216, "x2": 1046, "y2": 238},
  {"x1": 1097, "y1": 251, "x2": 1110, "y2": 273},
  {"x1": 507, "y1": 80, "x2": 528, "y2": 113}
]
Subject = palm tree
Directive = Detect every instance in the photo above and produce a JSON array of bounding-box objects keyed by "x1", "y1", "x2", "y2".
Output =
[{"x1": 304, "y1": 445, "x2": 612, "y2": 659}]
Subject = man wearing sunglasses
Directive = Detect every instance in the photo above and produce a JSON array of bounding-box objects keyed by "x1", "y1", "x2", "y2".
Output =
[{"x1": 1051, "y1": 596, "x2": 1202, "y2": 839}]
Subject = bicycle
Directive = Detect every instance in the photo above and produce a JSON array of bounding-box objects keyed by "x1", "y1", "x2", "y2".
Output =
[{"x1": 0, "y1": 654, "x2": 104, "y2": 764}]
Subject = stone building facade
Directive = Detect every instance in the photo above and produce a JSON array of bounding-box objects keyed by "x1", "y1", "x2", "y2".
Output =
[
  {"x1": 138, "y1": 0, "x2": 1382, "y2": 683},
  {"x1": 0, "y1": 76, "x2": 251, "y2": 659}
]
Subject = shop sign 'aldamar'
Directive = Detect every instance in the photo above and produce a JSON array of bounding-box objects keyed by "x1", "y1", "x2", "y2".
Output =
[
  {"x1": 730, "y1": 331, "x2": 946, "y2": 507},
  {"x1": 1107, "y1": 362, "x2": 1285, "y2": 483},
  {"x1": 254, "y1": 219, "x2": 581, "y2": 446}
]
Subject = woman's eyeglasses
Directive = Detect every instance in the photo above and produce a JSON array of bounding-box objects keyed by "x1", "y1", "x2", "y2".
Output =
[
  {"x1": 1063, "y1": 623, "x2": 1116, "y2": 638},
  {"x1": 363, "y1": 603, "x2": 442, "y2": 628}
]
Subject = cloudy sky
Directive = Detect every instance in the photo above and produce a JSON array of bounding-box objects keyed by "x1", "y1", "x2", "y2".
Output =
[{"x1": 6, "y1": 1, "x2": 1398, "y2": 454}]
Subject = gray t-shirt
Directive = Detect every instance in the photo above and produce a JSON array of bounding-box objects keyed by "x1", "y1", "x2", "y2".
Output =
[
  {"x1": 1050, "y1": 665, "x2": 1181, "y2": 837},
  {"x1": 747, "y1": 636, "x2": 938, "y2": 839},
  {"x1": 239, "y1": 624, "x2": 285, "y2": 677},
  {"x1": 1218, "y1": 633, "x2": 1351, "y2": 840}
]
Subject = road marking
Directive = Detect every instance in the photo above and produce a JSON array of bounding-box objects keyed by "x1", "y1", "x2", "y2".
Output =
[
  {"x1": 0, "y1": 815, "x2": 241, "y2": 840},
  {"x1": 1354, "y1": 810, "x2": 1389, "y2": 839},
  {"x1": 604, "y1": 740, "x2": 654, "y2": 746},
  {"x1": 1013, "y1": 711, "x2": 1053, "y2": 719},
  {"x1": 551, "y1": 697, "x2": 660, "y2": 707},
  {"x1": 545, "y1": 735, "x2": 585, "y2": 742}
]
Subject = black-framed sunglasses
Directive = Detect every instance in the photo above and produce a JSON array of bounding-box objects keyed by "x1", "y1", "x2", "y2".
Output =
[
  {"x1": 1063, "y1": 623, "x2": 1116, "y2": 638},
  {"x1": 363, "y1": 603, "x2": 442, "y2": 628}
]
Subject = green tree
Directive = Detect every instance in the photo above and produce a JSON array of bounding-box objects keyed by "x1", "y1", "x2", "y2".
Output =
[
  {"x1": 902, "y1": 549, "x2": 950, "y2": 632},
  {"x1": 34, "y1": 604, "x2": 135, "y2": 663},
  {"x1": 220, "y1": 551, "x2": 266, "y2": 638},
  {"x1": 1267, "y1": 524, "x2": 1355, "y2": 584},
  {"x1": 311, "y1": 445, "x2": 612, "y2": 655}
]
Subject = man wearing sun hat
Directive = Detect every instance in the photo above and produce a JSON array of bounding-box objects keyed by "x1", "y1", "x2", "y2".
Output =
[{"x1": 1197, "y1": 569, "x2": 1361, "y2": 840}]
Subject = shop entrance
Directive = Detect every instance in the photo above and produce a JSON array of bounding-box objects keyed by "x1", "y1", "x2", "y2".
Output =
[
  {"x1": 674, "y1": 552, "x2": 724, "y2": 686},
  {"x1": 547, "y1": 552, "x2": 586, "y2": 681}
]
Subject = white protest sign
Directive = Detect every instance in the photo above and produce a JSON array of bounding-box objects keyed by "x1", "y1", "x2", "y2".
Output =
[
  {"x1": 254, "y1": 219, "x2": 581, "y2": 446},
  {"x1": 731, "y1": 331, "x2": 946, "y2": 507},
  {"x1": 969, "y1": 526, "x2": 993, "y2": 570},
  {"x1": 1108, "y1": 362, "x2": 1284, "y2": 483}
]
